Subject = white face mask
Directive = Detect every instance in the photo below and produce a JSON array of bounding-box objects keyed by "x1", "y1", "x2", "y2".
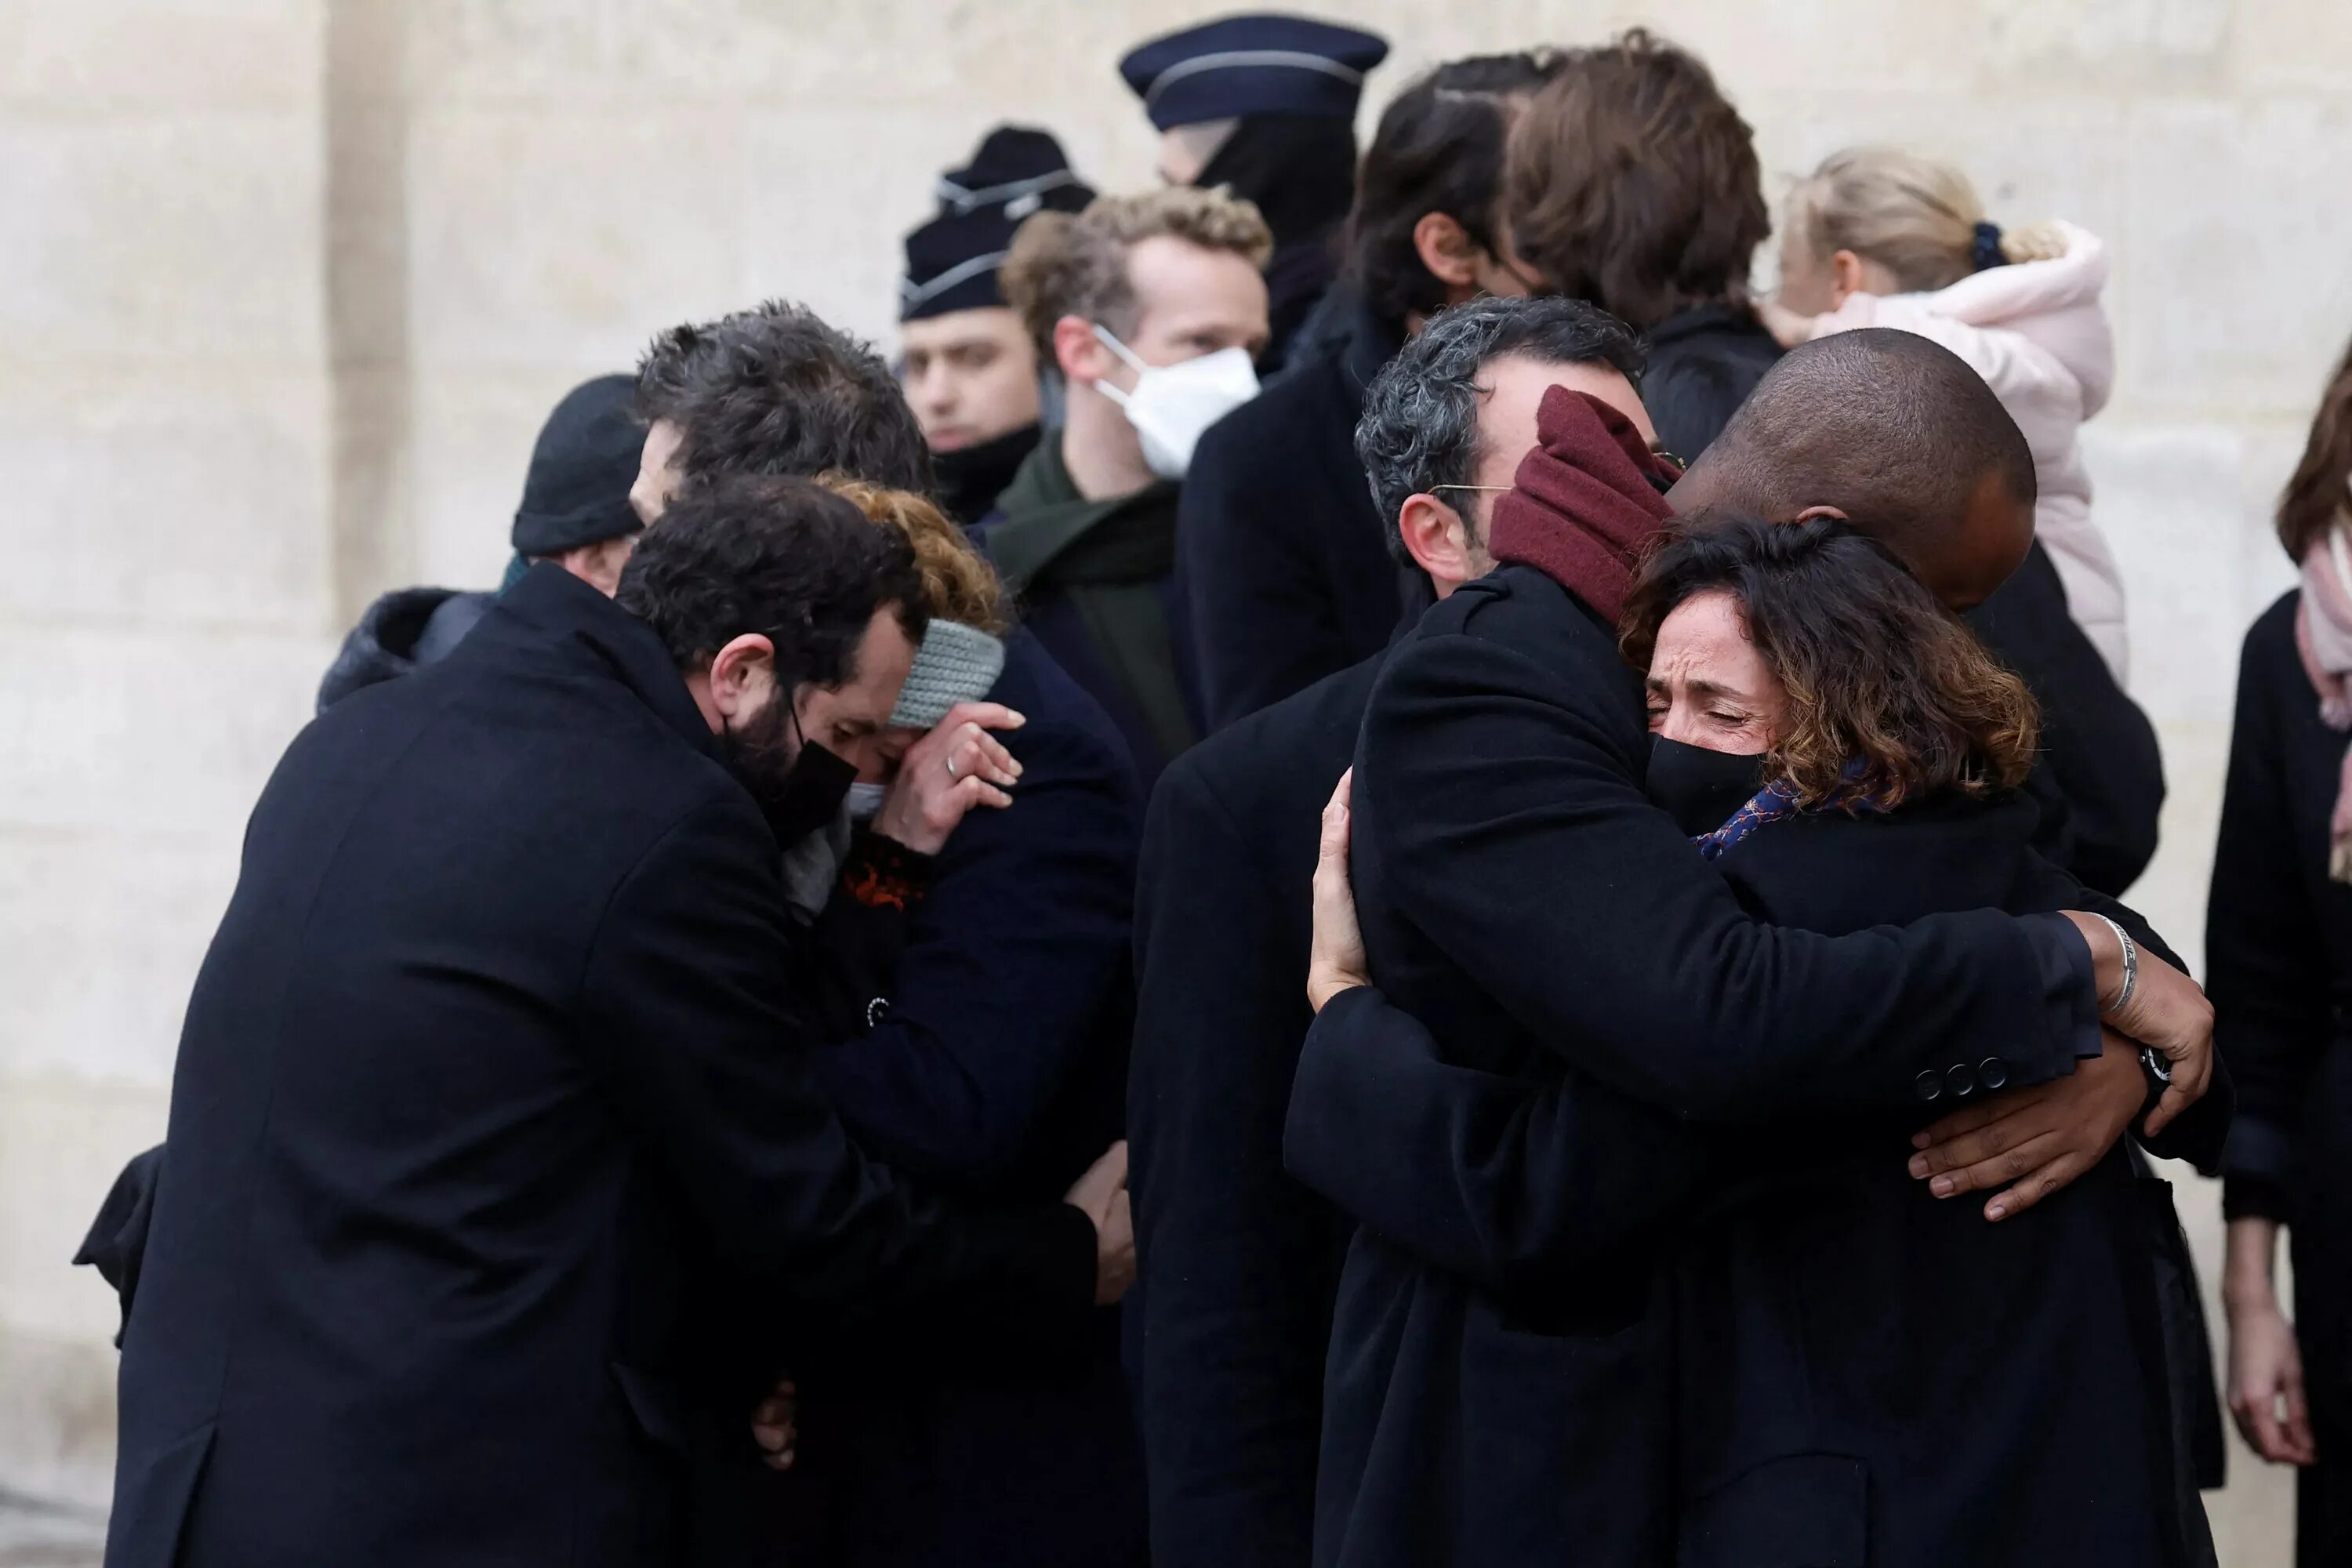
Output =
[
  {"x1": 1091, "y1": 325, "x2": 1259, "y2": 480},
  {"x1": 845, "y1": 780, "x2": 890, "y2": 822}
]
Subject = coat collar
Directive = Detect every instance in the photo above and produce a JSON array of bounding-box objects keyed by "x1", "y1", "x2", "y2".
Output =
[{"x1": 492, "y1": 564, "x2": 720, "y2": 759}]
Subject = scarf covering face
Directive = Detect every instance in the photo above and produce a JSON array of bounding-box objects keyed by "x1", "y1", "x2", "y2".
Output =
[
  {"x1": 1486, "y1": 386, "x2": 1680, "y2": 626},
  {"x1": 2293, "y1": 499, "x2": 2352, "y2": 880}
]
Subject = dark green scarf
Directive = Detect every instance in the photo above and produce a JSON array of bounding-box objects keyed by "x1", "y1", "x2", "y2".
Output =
[{"x1": 989, "y1": 433, "x2": 1194, "y2": 764}]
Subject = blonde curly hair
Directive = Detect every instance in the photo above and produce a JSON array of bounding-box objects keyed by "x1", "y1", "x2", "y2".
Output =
[{"x1": 818, "y1": 475, "x2": 1011, "y2": 636}]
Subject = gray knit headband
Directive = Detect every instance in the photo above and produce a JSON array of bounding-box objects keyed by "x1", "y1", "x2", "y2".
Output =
[{"x1": 890, "y1": 619, "x2": 1007, "y2": 730}]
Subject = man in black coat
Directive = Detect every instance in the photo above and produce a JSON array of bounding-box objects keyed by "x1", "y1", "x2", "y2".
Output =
[
  {"x1": 1295, "y1": 321, "x2": 2214, "y2": 1568},
  {"x1": 103, "y1": 482, "x2": 1120, "y2": 1568},
  {"x1": 1130, "y1": 297, "x2": 1679, "y2": 1567},
  {"x1": 1179, "y1": 51, "x2": 1559, "y2": 731}
]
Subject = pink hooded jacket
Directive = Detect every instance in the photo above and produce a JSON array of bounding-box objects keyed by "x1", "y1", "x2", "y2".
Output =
[{"x1": 1803, "y1": 222, "x2": 2126, "y2": 682}]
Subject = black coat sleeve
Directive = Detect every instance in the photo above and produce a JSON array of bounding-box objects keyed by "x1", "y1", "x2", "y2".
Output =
[
  {"x1": 575, "y1": 795, "x2": 1096, "y2": 1328},
  {"x1": 808, "y1": 724, "x2": 1138, "y2": 1179},
  {"x1": 1181, "y1": 406, "x2": 1349, "y2": 731},
  {"x1": 1357, "y1": 628, "x2": 2101, "y2": 1123},
  {"x1": 2207, "y1": 615, "x2": 2332, "y2": 1223},
  {"x1": 1283, "y1": 986, "x2": 1709, "y2": 1298},
  {"x1": 1127, "y1": 760, "x2": 1337, "y2": 1568},
  {"x1": 1969, "y1": 545, "x2": 2166, "y2": 896}
]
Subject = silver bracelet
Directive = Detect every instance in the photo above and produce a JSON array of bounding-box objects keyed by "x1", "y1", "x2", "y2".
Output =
[{"x1": 2093, "y1": 913, "x2": 2138, "y2": 1016}]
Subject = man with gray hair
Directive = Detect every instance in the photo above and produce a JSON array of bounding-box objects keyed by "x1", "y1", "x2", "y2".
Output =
[{"x1": 1127, "y1": 294, "x2": 1654, "y2": 1568}]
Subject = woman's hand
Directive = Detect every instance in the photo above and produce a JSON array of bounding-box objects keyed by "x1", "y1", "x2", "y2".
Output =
[
  {"x1": 869, "y1": 702, "x2": 1023, "y2": 855},
  {"x1": 1307, "y1": 770, "x2": 1370, "y2": 1013},
  {"x1": 1906, "y1": 1027, "x2": 2143, "y2": 1221},
  {"x1": 2056, "y1": 913, "x2": 2214, "y2": 1136},
  {"x1": 2226, "y1": 1215, "x2": 2318, "y2": 1465}
]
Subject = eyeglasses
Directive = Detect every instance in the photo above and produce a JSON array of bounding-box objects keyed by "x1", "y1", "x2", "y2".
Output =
[{"x1": 1428, "y1": 485, "x2": 1511, "y2": 496}]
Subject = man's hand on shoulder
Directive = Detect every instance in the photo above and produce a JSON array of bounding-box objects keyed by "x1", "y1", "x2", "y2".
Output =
[{"x1": 1063, "y1": 1140, "x2": 1134, "y2": 1307}]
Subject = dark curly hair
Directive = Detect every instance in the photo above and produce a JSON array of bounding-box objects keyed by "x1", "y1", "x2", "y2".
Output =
[
  {"x1": 1621, "y1": 514, "x2": 2038, "y2": 811},
  {"x1": 1341, "y1": 50, "x2": 1564, "y2": 327},
  {"x1": 1504, "y1": 29, "x2": 1769, "y2": 329},
  {"x1": 634, "y1": 300, "x2": 933, "y2": 497},
  {"x1": 615, "y1": 475, "x2": 928, "y2": 691}
]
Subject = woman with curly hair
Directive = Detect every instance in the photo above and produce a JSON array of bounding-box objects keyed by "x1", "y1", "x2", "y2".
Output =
[{"x1": 1292, "y1": 509, "x2": 2212, "y2": 1564}]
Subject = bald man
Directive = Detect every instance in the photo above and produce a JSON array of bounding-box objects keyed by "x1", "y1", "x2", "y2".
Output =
[{"x1": 1288, "y1": 328, "x2": 2220, "y2": 1568}]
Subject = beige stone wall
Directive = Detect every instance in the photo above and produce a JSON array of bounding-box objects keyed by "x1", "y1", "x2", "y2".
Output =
[{"x1": 5, "y1": 1, "x2": 2348, "y2": 1559}]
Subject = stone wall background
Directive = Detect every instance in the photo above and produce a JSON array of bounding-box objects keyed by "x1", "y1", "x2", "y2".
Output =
[{"x1": 5, "y1": 2, "x2": 2347, "y2": 1559}]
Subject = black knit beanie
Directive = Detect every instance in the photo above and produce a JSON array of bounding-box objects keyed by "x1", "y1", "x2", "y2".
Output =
[{"x1": 510, "y1": 373, "x2": 645, "y2": 557}]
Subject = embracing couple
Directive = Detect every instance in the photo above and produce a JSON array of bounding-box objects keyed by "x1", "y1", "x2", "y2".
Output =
[{"x1": 1282, "y1": 307, "x2": 2230, "y2": 1566}]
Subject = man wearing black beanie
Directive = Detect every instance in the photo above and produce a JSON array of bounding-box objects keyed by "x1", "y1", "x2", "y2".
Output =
[{"x1": 315, "y1": 372, "x2": 646, "y2": 710}]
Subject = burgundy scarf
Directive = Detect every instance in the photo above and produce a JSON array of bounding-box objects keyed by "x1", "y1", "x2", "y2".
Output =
[{"x1": 1486, "y1": 386, "x2": 1679, "y2": 625}]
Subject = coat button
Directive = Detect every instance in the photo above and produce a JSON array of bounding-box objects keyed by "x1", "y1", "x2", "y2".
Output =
[
  {"x1": 1914, "y1": 1069, "x2": 1943, "y2": 1102},
  {"x1": 1944, "y1": 1062, "x2": 1976, "y2": 1098},
  {"x1": 1978, "y1": 1056, "x2": 2008, "y2": 1091}
]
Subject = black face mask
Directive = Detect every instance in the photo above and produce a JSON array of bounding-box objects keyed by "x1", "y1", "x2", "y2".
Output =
[
  {"x1": 1646, "y1": 735, "x2": 1771, "y2": 838},
  {"x1": 931, "y1": 423, "x2": 1042, "y2": 527},
  {"x1": 717, "y1": 693, "x2": 859, "y2": 848}
]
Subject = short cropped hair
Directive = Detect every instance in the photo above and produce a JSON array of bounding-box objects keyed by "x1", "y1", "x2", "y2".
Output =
[
  {"x1": 615, "y1": 475, "x2": 927, "y2": 688},
  {"x1": 1000, "y1": 188, "x2": 1276, "y2": 363},
  {"x1": 1355, "y1": 295, "x2": 1646, "y2": 559},
  {"x1": 819, "y1": 477, "x2": 1011, "y2": 637},
  {"x1": 1690, "y1": 329, "x2": 2037, "y2": 557},
  {"x1": 1621, "y1": 514, "x2": 2038, "y2": 810},
  {"x1": 1504, "y1": 30, "x2": 1769, "y2": 328},
  {"x1": 1343, "y1": 51, "x2": 1564, "y2": 326},
  {"x1": 634, "y1": 300, "x2": 933, "y2": 496}
]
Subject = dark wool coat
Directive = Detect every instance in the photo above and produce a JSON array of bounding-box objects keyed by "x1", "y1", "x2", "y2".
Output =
[
  {"x1": 1639, "y1": 303, "x2": 1784, "y2": 463},
  {"x1": 1305, "y1": 563, "x2": 2112, "y2": 1568},
  {"x1": 103, "y1": 566, "x2": 1095, "y2": 1568},
  {"x1": 1293, "y1": 789, "x2": 2219, "y2": 1568},
  {"x1": 2209, "y1": 590, "x2": 2352, "y2": 1565},
  {"x1": 314, "y1": 584, "x2": 493, "y2": 711},
  {"x1": 1127, "y1": 655, "x2": 1383, "y2": 1568},
  {"x1": 1179, "y1": 294, "x2": 1408, "y2": 731},
  {"x1": 718, "y1": 630, "x2": 1148, "y2": 1568},
  {"x1": 1969, "y1": 539, "x2": 2167, "y2": 896}
]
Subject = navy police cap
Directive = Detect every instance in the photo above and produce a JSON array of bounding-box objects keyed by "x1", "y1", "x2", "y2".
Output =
[
  {"x1": 900, "y1": 126, "x2": 1095, "y2": 321},
  {"x1": 1119, "y1": 13, "x2": 1388, "y2": 131}
]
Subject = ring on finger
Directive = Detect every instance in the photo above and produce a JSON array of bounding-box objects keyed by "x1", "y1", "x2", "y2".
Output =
[{"x1": 945, "y1": 752, "x2": 958, "y2": 779}]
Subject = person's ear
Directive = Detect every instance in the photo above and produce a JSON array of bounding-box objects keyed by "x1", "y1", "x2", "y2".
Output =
[
  {"x1": 1411, "y1": 212, "x2": 1481, "y2": 297},
  {"x1": 1828, "y1": 249, "x2": 1867, "y2": 309},
  {"x1": 705, "y1": 633, "x2": 777, "y2": 724},
  {"x1": 1791, "y1": 504, "x2": 1849, "y2": 523},
  {"x1": 1397, "y1": 493, "x2": 1477, "y2": 588},
  {"x1": 1051, "y1": 314, "x2": 1108, "y2": 387}
]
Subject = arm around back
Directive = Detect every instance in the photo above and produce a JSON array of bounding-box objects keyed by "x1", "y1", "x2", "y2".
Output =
[
  {"x1": 1355, "y1": 611, "x2": 2100, "y2": 1123},
  {"x1": 576, "y1": 790, "x2": 1097, "y2": 1330}
]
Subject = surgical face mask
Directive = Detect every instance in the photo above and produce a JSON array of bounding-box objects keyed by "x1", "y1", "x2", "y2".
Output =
[
  {"x1": 1091, "y1": 325, "x2": 1259, "y2": 480},
  {"x1": 1646, "y1": 735, "x2": 1771, "y2": 839},
  {"x1": 845, "y1": 780, "x2": 891, "y2": 822}
]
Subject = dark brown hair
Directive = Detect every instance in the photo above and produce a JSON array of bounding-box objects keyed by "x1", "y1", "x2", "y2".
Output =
[
  {"x1": 2279, "y1": 331, "x2": 2352, "y2": 560},
  {"x1": 1503, "y1": 29, "x2": 1769, "y2": 329},
  {"x1": 1621, "y1": 514, "x2": 2038, "y2": 810}
]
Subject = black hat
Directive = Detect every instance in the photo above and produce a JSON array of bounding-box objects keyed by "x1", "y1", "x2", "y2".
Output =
[
  {"x1": 1118, "y1": 13, "x2": 1388, "y2": 132},
  {"x1": 510, "y1": 374, "x2": 644, "y2": 557},
  {"x1": 901, "y1": 127, "x2": 1094, "y2": 322}
]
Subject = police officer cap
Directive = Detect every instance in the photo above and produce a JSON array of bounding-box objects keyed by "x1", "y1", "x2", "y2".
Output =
[
  {"x1": 1118, "y1": 13, "x2": 1388, "y2": 131},
  {"x1": 900, "y1": 126, "x2": 1094, "y2": 321}
]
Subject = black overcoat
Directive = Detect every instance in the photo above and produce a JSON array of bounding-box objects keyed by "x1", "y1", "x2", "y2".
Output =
[
  {"x1": 1178, "y1": 296, "x2": 1407, "y2": 731},
  {"x1": 1310, "y1": 563, "x2": 2114, "y2": 1568},
  {"x1": 1294, "y1": 791, "x2": 2214, "y2": 1568},
  {"x1": 1640, "y1": 303, "x2": 1784, "y2": 462},
  {"x1": 103, "y1": 565, "x2": 1095, "y2": 1568},
  {"x1": 1969, "y1": 539, "x2": 2166, "y2": 895},
  {"x1": 1126, "y1": 655, "x2": 1382, "y2": 1568},
  {"x1": 2209, "y1": 590, "x2": 2352, "y2": 1563},
  {"x1": 738, "y1": 630, "x2": 1148, "y2": 1567}
]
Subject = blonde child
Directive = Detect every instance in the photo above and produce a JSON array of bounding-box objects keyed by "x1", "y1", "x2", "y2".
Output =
[{"x1": 1764, "y1": 147, "x2": 2127, "y2": 682}]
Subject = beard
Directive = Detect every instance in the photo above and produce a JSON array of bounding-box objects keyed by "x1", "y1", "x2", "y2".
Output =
[{"x1": 714, "y1": 690, "x2": 855, "y2": 847}]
